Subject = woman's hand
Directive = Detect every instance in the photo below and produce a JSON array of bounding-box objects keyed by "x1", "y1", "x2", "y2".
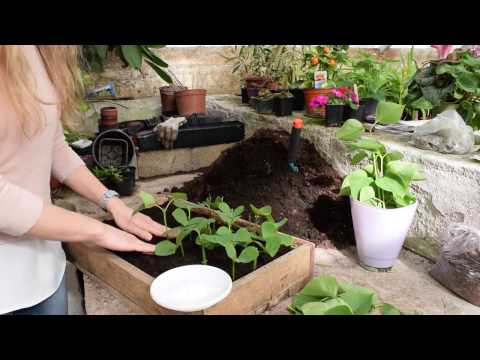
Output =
[
  {"x1": 106, "y1": 197, "x2": 166, "y2": 241},
  {"x1": 93, "y1": 223, "x2": 156, "y2": 253}
]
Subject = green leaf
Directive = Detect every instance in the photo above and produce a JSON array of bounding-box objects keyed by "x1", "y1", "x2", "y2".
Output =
[
  {"x1": 120, "y1": 45, "x2": 143, "y2": 69},
  {"x1": 218, "y1": 202, "x2": 231, "y2": 214},
  {"x1": 300, "y1": 275, "x2": 339, "y2": 298},
  {"x1": 359, "y1": 186, "x2": 376, "y2": 203},
  {"x1": 261, "y1": 222, "x2": 277, "y2": 239},
  {"x1": 145, "y1": 59, "x2": 173, "y2": 84},
  {"x1": 386, "y1": 160, "x2": 426, "y2": 183},
  {"x1": 339, "y1": 287, "x2": 377, "y2": 315},
  {"x1": 384, "y1": 151, "x2": 404, "y2": 164},
  {"x1": 290, "y1": 293, "x2": 319, "y2": 311},
  {"x1": 375, "y1": 176, "x2": 406, "y2": 197},
  {"x1": 233, "y1": 228, "x2": 252, "y2": 245},
  {"x1": 336, "y1": 118, "x2": 364, "y2": 141},
  {"x1": 375, "y1": 101, "x2": 404, "y2": 125},
  {"x1": 455, "y1": 72, "x2": 480, "y2": 93},
  {"x1": 278, "y1": 233, "x2": 294, "y2": 246},
  {"x1": 382, "y1": 303, "x2": 402, "y2": 315},
  {"x1": 363, "y1": 164, "x2": 374, "y2": 177},
  {"x1": 393, "y1": 192, "x2": 417, "y2": 207},
  {"x1": 172, "y1": 208, "x2": 188, "y2": 226},
  {"x1": 351, "y1": 151, "x2": 368, "y2": 165},
  {"x1": 155, "y1": 240, "x2": 177, "y2": 256},
  {"x1": 171, "y1": 192, "x2": 187, "y2": 200},
  {"x1": 265, "y1": 235, "x2": 281, "y2": 257},
  {"x1": 236, "y1": 246, "x2": 259, "y2": 264},
  {"x1": 250, "y1": 205, "x2": 272, "y2": 217},
  {"x1": 233, "y1": 205, "x2": 244, "y2": 217},
  {"x1": 138, "y1": 191, "x2": 156, "y2": 209},
  {"x1": 351, "y1": 139, "x2": 386, "y2": 153},
  {"x1": 301, "y1": 299, "x2": 354, "y2": 315},
  {"x1": 94, "y1": 45, "x2": 108, "y2": 60},
  {"x1": 274, "y1": 218, "x2": 288, "y2": 230},
  {"x1": 341, "y1": 170, "x2": 374, "y2": 200}
]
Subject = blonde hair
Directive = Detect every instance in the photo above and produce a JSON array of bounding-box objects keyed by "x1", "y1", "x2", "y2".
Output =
[{"x1": 0, "y1": 45, "x2": 84, "y2": 137}]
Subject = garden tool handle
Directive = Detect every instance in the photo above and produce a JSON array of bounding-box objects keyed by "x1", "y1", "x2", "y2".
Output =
[{"x1": 287, "y1": 118, "x2": 303, "y2": 173}]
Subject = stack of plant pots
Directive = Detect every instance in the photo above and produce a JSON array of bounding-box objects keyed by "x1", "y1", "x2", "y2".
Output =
[
  {"x1": 160, "y1": 85, "x2": 188, "y2": 116},
  {"x1": 99, "y1": 107, "x2": 118, "y2": 133}
]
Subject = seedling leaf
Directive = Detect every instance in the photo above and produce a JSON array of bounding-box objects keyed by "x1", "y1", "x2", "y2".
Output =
[
  {"x1": 382, "y1": 303, "x2": 402, "y2": 315},
  {"x1": 139, "y1": 191, "x2": 156, "y2": 209},
  {"x1": 300, "y1": 275, "x2": 339, "y2": 298},
  {"x1": 339, "y1": 286, "x2": 377, "y2": 315},
  {"x1": 236, "y1": 246, "x2": 259, "y2": 264},
  {"x1": 336, "y1": 118, "x2": 364, "y2": 141},
  {"x1": 301, "y1": 299, "x2": 353, "y2": 315},
  {"x1": 155, "y1": 240, "x2": 177, "y2": 256},
  {"x1": 172, "y1": 208, "x2": 188, "y2": 226}
]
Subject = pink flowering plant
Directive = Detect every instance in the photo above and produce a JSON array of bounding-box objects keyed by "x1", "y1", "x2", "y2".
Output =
[{"x1": 310, "y1": 87, "x2": 359, "y2": 109}]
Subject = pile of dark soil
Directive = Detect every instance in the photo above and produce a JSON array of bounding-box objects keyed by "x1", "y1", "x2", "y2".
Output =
[{"x1": 178, "y1": 129, "x2": 355, "y2": 249}]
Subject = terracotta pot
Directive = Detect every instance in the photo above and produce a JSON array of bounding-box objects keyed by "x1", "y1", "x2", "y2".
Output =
[
  {"x1": 176, "y1": 89, "x2": 207, "y2": 117},
  {"x1": 303, "y1": 88, "x2": 332, "y2": 118},
  {"x1": 160, "y1": 85, "x2": 188, "y2": 116},
  {"x1": 99, "y1": 107, "x2": 118, "y2": 132}
]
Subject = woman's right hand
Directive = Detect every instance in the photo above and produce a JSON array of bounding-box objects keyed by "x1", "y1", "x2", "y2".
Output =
[{"x1": 93, "y1": 223, "x2": 156, "y2": 254}]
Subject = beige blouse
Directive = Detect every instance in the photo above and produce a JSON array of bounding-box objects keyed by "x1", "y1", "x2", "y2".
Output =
[{"x1": 0, "y1": 45, "x2": 84, "y2": 313}]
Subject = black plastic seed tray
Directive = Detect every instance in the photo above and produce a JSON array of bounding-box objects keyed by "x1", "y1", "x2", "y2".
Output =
[{"x1": 136, "y1": 120, "x2": 245, "y2": 152}]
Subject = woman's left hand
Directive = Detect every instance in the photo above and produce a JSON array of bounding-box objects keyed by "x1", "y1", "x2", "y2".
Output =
[{"x1": 106, "y1": 197, "x2": 166, "y2": 241}]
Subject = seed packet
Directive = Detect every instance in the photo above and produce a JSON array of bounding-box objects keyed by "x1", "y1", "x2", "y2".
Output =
[{"x1": 314, "y1": 71, "x2": 327, "y2": 89}]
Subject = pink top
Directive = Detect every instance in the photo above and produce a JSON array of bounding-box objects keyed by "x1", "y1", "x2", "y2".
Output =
[{"x1": 0, "y1": 45, "x2": 84, "y2": 313}]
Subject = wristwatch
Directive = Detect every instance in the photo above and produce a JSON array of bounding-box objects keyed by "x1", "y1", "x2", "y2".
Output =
[{"x1": 99, "y1": 189, "x2": 120, "y2": 210}]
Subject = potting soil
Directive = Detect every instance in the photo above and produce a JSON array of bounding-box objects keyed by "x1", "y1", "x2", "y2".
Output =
[{"x1": 178, "y1": 129, "x2": 355, "y2": 249}]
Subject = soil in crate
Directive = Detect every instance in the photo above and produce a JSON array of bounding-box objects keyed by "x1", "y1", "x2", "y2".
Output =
[
  {"x1": 177, "y1": 129, "x2": 355, "y2": 249},
  {"x1": 109, "y1": 207, "x2": 291, "y2": 280}
]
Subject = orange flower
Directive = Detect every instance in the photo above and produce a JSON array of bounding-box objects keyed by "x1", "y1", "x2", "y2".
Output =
[
  {"x1": 323, "y1": 47, "x2": 330, "y2": 54},
  {"x1": 311, "y1": 56, "x2": 319, "y2": 65},
  {"x1": 328, "y1": 58, "x2": 336, "y2": 66}
]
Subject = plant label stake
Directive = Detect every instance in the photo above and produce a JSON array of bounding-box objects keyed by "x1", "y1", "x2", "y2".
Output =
[{"x1": 287, "y1": 118, "x2": 303, "y2": 173}]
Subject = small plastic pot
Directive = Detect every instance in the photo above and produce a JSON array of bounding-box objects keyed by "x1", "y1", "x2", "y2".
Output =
[
  {"x1": 255, "y1": 98, "x2": 274, "y2": 114},
  {"x1": 112, "y1": 167, "x2": 136, "y2": 196},
  {"x1": 289, "y1": 88, "x2": 305, "y2": 111},
  {"x1": 246, "y1": 87, "x2": 260, "y2": 99},
  {"x1": 360, "y1": 98, "x2": 378, "y2": 122},
  {"x1": 344, "y1": 105, "x2": 364, "y2": 121},
  {"x1": 325, "y1": 104, "x2": 345, "y2": 127},
  {"x1": 176, "y1": 89, "x2": 207, "y2": 117},
  {"x1": 273, "y1": 97, "x2": 294, "y2": 117},
  {"x1": 241, "y1": 87, "x2": 249, "y2": 104}
]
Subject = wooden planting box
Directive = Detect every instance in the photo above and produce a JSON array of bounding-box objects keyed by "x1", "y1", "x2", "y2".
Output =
[{"x1": 65, "y1": 203, "x2": 315, "y2": 315}]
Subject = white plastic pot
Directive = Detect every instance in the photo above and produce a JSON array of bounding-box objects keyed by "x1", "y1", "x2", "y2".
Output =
[{"x1": 350, "y1": 197, "x2": 418, "y2": 270}]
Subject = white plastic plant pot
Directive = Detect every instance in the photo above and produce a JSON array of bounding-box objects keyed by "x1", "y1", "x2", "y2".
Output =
[{"x1": 350, "y1": 197, "x2": 418, "y2": 270}]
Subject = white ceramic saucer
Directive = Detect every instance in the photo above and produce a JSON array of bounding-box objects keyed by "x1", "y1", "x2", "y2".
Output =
[{"x1": 150, "y1": 264, "x2": 232, "y2": 312}]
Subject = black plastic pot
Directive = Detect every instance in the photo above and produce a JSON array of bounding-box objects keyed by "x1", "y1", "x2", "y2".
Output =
[
  {"x1": 360, "y1": 98, "x2": 378, "y2": 122},
  {"x1": 325, "y1": 105, "x2": 345, "y2": 127},
  {"x1": 246, "y1": 87, "x2": 260, "y2": 99},
  {"x1": 289, "y1": 88, "x2": 305, "y2": 111},
  {"x1": 241, "y1": 87, "x2": 249, "y2": 104},
  {"x1": 112, "y1": 167, "x2": 136, "y2": 196},
  {"x1": 344, "y1": 105, "x2": 365, "y2": 121},
  {"x1": 255, "y1": 98, "x2": 274, "y2": 114},
  {"x1": 136, "y1": 121, "x2": 245, "y2": 151},
  {"x1": 273, "y1": 97, "x2": 294, "y2": 117}
]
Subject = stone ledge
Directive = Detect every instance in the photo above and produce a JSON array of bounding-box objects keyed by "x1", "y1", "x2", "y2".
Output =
[{"x1": 206, "y1": 95, "x2": 480, "y2": 261}]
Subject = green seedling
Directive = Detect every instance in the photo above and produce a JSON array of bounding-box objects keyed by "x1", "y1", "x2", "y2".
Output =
[
  {"x1": 199, "y1": 195, "x2": 224, "y2": 210},
  {"x1": 288, "y1": 275, "x2": 402, "y2": 315},
  {"x1": 200, "y1": 226, "x2": 259, "y2": 280},
  {"x1": 260, "y1": 221, "x2": 294, "y2": 257},
  {"x1": 250, "y1": 204, "x2": 288, "y2": 230},
  {"x1": 217, "y1": 202, "x2": 244, "y2": 230}
]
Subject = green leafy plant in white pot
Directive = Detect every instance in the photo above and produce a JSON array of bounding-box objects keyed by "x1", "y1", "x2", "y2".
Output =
[{"x1": 336, "y1": 101, "x2": 426, "y2": 270}]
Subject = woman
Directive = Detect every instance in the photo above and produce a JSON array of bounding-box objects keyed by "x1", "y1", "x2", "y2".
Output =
[{"x1": 0, "y1": 45, "x2": 164, "y2": 315}]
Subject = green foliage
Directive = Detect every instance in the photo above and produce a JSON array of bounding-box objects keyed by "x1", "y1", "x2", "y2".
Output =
[
  {"x1": 64, "y1": 128, "x2": 90, "y2": 144},
  {"x1": 336, "y1": 117, "x2": 425, "y2": 209},
  {"x1": 302, "y1": 45, "x2": 350, "y2": 87},
  {"x1": 405, "y1": 49, "x2": 480, "y2": 127},
  {"x1": 289, "y1": 275, "x2": 401, "y2": 315},
  {"x1": 92, "y1": 166, "x2": 123, "y2": 184},
  {"x1": 82, "y1": 45, "x2": 172, "y2": 84}
]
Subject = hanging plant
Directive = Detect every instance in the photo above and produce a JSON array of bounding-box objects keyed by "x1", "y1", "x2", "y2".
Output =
[{"x1": 82, "y1": 45, "x2": 173, "y2": 84}]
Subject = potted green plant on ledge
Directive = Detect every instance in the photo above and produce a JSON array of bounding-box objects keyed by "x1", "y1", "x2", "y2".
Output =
[{"x1": 335, "y1": 101, "x2": 426, "y2": 271}]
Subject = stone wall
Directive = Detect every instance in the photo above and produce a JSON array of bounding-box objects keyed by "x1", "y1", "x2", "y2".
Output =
[{"x1": 89, "y1": 46, "x2": 438, "y2": 98}]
